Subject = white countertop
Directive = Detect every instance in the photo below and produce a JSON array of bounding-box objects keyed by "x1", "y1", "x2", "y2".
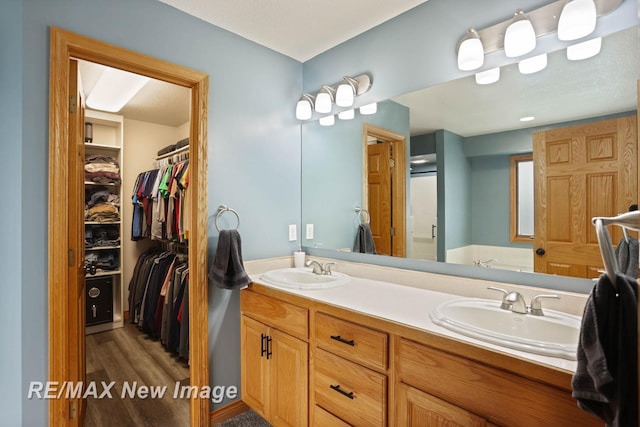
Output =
[{"x1": 250, "y1": 271, "x2": 578, "y2": 373}]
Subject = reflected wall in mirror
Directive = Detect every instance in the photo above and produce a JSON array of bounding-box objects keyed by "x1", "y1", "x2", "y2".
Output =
[{"x1": 301, "y1": 26, "x2": 638, "y2": 280}]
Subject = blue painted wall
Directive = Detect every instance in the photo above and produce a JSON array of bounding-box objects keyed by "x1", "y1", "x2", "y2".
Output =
[
  {"x1": 8, "y1": 0, "x2": 302, "y2": 423},
  {"x1": 301, "y1": 100, "x2": 410, "y2": 252},
  {"x1": 0, "y1": 1, "x2": 23, "y2": 425}
]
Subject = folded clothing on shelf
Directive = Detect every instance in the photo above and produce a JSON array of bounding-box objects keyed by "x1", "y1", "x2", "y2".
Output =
[{"x1": 85, "y1": 154, "x2": 121, "y2": 184}]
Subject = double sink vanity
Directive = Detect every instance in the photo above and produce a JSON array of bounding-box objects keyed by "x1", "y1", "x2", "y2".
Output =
[{"x1": 240, "y1": 257, "x2": 600, "y2": 426}]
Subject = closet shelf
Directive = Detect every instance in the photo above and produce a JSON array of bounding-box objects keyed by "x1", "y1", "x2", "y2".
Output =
[
  {"x1": 156, "y1": 144, "x2": 189, "y2": 160},
  {"x1": 86, "y1": 245, "x2": 120, "y2": 251},
  {"x1": 84, "y1": 181, "x2": 120, "y2": 186},
  {"x1": 85, "y1": 221, "x2": 121, "y2": 225},
  {"x1": 85, "y1": 142, "x2": 120, "y2": 151},
  {"x1": 86, "y1": 270, "x2": 121, "y2": 278}
]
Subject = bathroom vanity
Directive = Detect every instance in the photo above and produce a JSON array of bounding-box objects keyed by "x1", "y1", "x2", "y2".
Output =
[{"x1": 240, "y1": 264, "x2": 600, "y2": 427}]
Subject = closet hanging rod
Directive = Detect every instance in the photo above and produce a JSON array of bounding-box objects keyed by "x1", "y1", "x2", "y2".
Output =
[
  {"x1": 592, "y1": 211, "x2": 640, "y2": 287},
  {"x1": 155, "y1": 144, "x2": 189, "y2": 161}
]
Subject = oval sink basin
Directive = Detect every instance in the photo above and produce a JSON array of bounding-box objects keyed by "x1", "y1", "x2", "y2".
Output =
[
  {"x1": 259, "y1": 268, "x2": 350, "y2": 290},
  {"x1": 430, "y1": 298, "x2": 580, "y2": 360}
]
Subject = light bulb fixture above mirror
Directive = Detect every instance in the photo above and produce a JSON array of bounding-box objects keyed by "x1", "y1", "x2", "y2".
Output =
[
  {"x1": 518, "y1": 53, "x2": 548, "y2": 74},
  {"x1": 295, "y1": 73, "x2": 372, "y2": 121},
  {"x1": 319, "y1": 115, "x2": 335, "y2": 126},
  {"x1": 567, "y1": 36, "x2": 602, "y2": 60},
  {"x1": 456, "y1": 0, "x2": 621, "y2": 82}
]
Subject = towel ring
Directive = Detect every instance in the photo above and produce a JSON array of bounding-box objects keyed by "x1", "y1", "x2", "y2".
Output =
[
  {"x1": 215, "y1": 205, "x2": 240, "y2": 231},
  {"x1": 355, "y1": 207, "x2": 370, "y2": 225}
]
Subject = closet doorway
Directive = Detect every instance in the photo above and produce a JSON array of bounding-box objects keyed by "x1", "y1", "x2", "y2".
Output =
[{"x1": 48, "y1": 28, "x2": 210, "y2": 427}]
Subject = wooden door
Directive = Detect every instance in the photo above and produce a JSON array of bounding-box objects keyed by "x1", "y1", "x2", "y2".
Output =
[
  {"x1": 396, "y1": 383, "x2": 486, "y2": 426},
  {"x1": 241, "y1": 316, "x2": 271, "y2": 418},
  {"x1": 68, "y1": 58, "x2": 86, "y2": 425},
  {"x1": 368, "y1": 142, "x2": 392, "y2": 255},
  {"x1": 533, "y1": 116, "x2": 637, "y2": 278},
  {"x1": 270, "y1": 329, "x2": 308, "y2": 427}
]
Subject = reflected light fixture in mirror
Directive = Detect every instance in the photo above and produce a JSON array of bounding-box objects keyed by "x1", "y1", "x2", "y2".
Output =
[
  {"x1": 518, "y1": 53, "x2": 548, "y2": 74},
  {"x1": 338, "y1": 109, "x2": 355, "y2": 120},
  {"x1": 315, "y1": 86, "x2": 335, "y2": 113},
  {"x1": 475, "y1": 67, "x2": 500, "y2": 85},
  {"x1": 360, "y1": 103, "x2": 377, "y2": 115},
  {"x1": 567, "y1": 37, "x2": 602, "y2": 60},
  {"x1": 504, "y1": 9, "x2": 536, "y2": 58},
  {"x1": 295, "y1": 94, "x2": 315, "y2": 120},
  {"x1": 457, "y1": 28, "x2": 484, "y2": 71},
  {"x1": 319, "y1": 115, "x2": 335, "y2": 126},
  {"x1": 86, "y1": 67, "x2": 150, "y2": 112},
  {"x1": 557, "y1": 0, "x2": 597, "y2": 41}
]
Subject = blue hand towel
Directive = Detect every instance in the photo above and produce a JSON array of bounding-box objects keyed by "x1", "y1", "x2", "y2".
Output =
[
  {"x1": 208, "y1": 229, "x2": 250, "y2": 290},
  {"x1": 572, "y1": 273, "x2": 638, "y2": 427}
]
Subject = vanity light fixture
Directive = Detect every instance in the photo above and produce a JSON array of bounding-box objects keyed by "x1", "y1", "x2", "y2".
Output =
[
  {"x1": 338, "y1": 109, "x2": 355, "y2": 120},
  {"x1": 557, "y1": 0, "x2": 597, "y2": 41},
  {"x1": 319, "y1": 115, "x2": 335, "y2": 126},
  {"x1": 475, "y1": 67, "x2": 500, "y2": 85},
  {"x1": 504, "y1": 9, "x2": 537, "y2": 58},
  {"x1": 360, "y1": 102, "x2": 377, "y2": 115},
  {"x1": 518, "y1": 53, "x2": 548, "y2": 74},
  {"x1": 295, "y1": 94, "x2": 315, "y2": 120},
  {"x1": 315, "y1": 86, "x2": 335, "y2": 114},
  {"x1": 457, "y1": 28, "x2": 484, "y2": 71},
  {"x1": 86, "y1": 66, "x2": 150, "y2": 112},
  {"x1": 566, "y1": 37, "x2": 602, "y2": 60}
]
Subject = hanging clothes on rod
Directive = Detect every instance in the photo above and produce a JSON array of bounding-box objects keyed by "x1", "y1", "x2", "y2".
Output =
[{"x1": 572, "y1": 211, "x2": 638, "y2": 427}]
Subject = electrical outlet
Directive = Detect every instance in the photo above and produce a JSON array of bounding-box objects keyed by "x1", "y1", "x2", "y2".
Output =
[
  {"x1": 306, "y1": 224, "x2": 314, "y2": 239},
  {"x1": 288, "y1": 224, "x2": 297, "y2": 242}
]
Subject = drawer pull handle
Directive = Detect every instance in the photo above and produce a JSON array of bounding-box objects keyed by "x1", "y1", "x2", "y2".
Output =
[
  {"x1": 260, "y1": 333, "x2": 267, "y2": 357},
  {"x1": 266, "y1": 336, "x2": 273, "y2": 360},
  {"x1": 330, "y1": 384, "x2": 354, "y2": 400},
  {"x1": 330, "y1": 335, "x2": 355, "y2": 346}
]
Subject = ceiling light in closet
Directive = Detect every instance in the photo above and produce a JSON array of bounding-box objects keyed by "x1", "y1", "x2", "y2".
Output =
[
  {"x1": 557, "y1": 0, "x2": 597, "y2": 41},
  {"x1": 518, "y1": 53, "x2": 548, "y2": 74},
  {"x1": 295, "y1": 94, "x2": 315, "y2": 120},
  {"x1": 86, "y1": 67, "x2": 150, "y2": 113},
  {"x1": 504, "y1": 9, "x2": 536, "y2": 58},
  {"x1": 566, "y1": 37, "x2": 602, "y2": 60},
  {"x1": 360, "y1": 103, "x2": 377, "y2": 115},
  {"x1": 338, "y1": 109, "x2": 355, "y2": 120},
  {"x1": 475, "y1": 67, "x2": 500, "y2": 85},
  {"x1": 319, "y1": 115, "x2": 335, "y2": 126},
  {"x1": 457, "y1": 28, "x2": 484, "y2": 71}
]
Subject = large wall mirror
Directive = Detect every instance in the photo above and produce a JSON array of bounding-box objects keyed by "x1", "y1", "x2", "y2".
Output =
[{"x1": 301, "y1": 25, "x2": 638, "y2": 285}]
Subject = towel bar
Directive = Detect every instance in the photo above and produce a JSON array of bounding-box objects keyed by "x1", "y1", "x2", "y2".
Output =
[
  {"x1": 355, "y1": 207, "x2": 370, "y2": 224},
  {"x1": 592, "y1": 210, "x2": 640, "y2": 287},
  {"x1": 215, "y1": 205, "x2": 240, "y2": 231}
]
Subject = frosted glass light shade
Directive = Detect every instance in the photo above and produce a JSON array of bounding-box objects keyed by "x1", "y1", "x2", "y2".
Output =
[
  {"x1": 86, "y1": 67, "x2": 150, "y2": 112},
  {"x1": 360, "y1": 103, "x2": 377, "y2": 115},
  {"x1": 457, "y1": 29, "x2": 484, "y2": 71},
  {"x1": 558, "y1": 0, "x2": 597, "y2": 41},
  {"x1": 315, "y1": 91, "x2": 332, "y2": 113},
  {"x1": 567, "y1": 37, "x2": 601, "y2": 60},
  {"x1": 295, "y1": 96, "x2": 313, "y2": 120},
  {"x1": 504, "y1": 10, "x2": 536, "y2": 58},
  {"x1": 335, "y1": 83, "x2": 355, "y2": 107},
  {"x1": 518, "y1": 53, "x2": 547, "y2": 74},
  {"x1": 475, "y1": 67, "x2": 500, "y2": 85},
  {"x1": 319, "y1": 115, "x2": 335, "y2": 126},
  {"x1": 338, "y1": 109, "x2": 355, "y2": 120}
]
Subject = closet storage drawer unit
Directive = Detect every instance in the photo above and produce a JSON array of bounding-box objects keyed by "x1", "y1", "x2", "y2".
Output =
[
  {"x1": 314, "y1": 348, "x2": 386, "y2": 427},
  {"x1": 315, "y1": 312, "x2": 388, "y2": 371},
  {"x1": 85, "y1": 277, "x2": 114, "y2": 326}
]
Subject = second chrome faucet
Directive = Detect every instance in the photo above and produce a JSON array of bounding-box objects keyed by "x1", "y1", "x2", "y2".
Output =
[{"x1": 487, "y1": 286, "x2": 559, "y2": 316}]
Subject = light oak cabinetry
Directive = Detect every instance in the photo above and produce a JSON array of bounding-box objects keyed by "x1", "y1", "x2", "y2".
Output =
[
  {"x1": 240, "y1": 291, "x2": 308, "y2": 427},
  {"x1": 241, "y1": 284, "x2": 601, "y2": 427}
]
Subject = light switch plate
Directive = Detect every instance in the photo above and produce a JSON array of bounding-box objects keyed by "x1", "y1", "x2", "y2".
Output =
[
  {"x1": 306, "y1": 224, "x2": 314, "y2": 239},
  {"x1": 288, "y1": 224, "x2": 297, "y2": 241}
]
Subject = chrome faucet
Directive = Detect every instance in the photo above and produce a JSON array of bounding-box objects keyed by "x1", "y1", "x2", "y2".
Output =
[
  {"x1": 305, "y1": 259, "x2": 335, "y2": 275},
  {"x1": 473, "y1": 258, "x2": 496, "y2": 267},
  {"x1": 504, "y1": 291, "x2": 528, "y2": 314},
  {"x1": 487, "y1": 286, "x2": 560, "y2": 316},
  {"x1": 530, "y1": 294, "x2": 560, "y2": 316}
]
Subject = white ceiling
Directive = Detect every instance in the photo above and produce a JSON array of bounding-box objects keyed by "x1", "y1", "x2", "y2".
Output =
[{"x1": 157, "y1": 0, "x2": 430, "y2": 62}]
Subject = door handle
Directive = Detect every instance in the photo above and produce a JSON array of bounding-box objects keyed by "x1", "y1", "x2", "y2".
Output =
[
  {"x1": 266, "y1": 336, "x2": 272, "y2": 360},
  {"x1": 260, "y1": 333, "x2": 267, "y2": 357},
  {"x1": 536, "y1": 248, "x2": 545, "y2": 256}
]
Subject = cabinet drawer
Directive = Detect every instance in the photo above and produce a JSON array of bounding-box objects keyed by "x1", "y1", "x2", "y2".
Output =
[
  {"x1": 315, "y1": 312, "x2": 388, "y2": 371},
  {"x1": 314, "y1": 349, "x2": 386, "y2": 427},
  {"x1": 313, "y1": 405, "x2": 351, "y2": 427},
  {"x1": 397, "y1": 338, "x2": 600, "y2": 427},
  {"x1": 241, "y1": 290, "x2": 308, "y2": 340}
]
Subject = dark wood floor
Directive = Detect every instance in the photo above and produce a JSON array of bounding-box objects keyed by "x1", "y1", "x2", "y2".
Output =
[{"x1": 84, "y1": 322, "x2": 191, "y2": 427}]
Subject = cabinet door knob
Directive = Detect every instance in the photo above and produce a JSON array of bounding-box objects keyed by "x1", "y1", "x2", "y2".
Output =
[{"x1": 535, "y1": 248, "x2": 545, "y2": 256}]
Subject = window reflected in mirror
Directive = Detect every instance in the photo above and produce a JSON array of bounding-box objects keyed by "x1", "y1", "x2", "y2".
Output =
[{"x1": 510, "y1": 154, "x2": 534, "y2": 242}]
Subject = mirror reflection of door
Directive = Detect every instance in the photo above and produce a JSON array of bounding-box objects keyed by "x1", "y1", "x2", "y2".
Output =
[
  {"x1": 533, "y1": 115, "x2": 638, "y2": 278},
  {"x1": 363, "y1": 124, "x2": 407, "y2": 258},
  {"x1": 410, "y1": 174, "x2": 438, "y2": 261}
]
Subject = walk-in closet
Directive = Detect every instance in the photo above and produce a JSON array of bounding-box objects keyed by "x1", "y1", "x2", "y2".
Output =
[{"x1": 79, "y1": 59, "x2": 193, "y2": 426}]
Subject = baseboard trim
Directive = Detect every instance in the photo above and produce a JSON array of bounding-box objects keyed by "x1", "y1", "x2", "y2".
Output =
[{"x1": 210, "y1": 400, "x2": 250, "y2": 425}]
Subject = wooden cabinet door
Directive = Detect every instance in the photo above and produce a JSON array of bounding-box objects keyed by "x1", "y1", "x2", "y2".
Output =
[
  {"x1": 396, "y1": 383, "x2": 486, "y2": 427},
  {"x1": 270, "y1": 329, "x2": 308, "y2": 427},
  {"x1": 241, "y1": 316, "x2": 270, "y2": 418}
]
